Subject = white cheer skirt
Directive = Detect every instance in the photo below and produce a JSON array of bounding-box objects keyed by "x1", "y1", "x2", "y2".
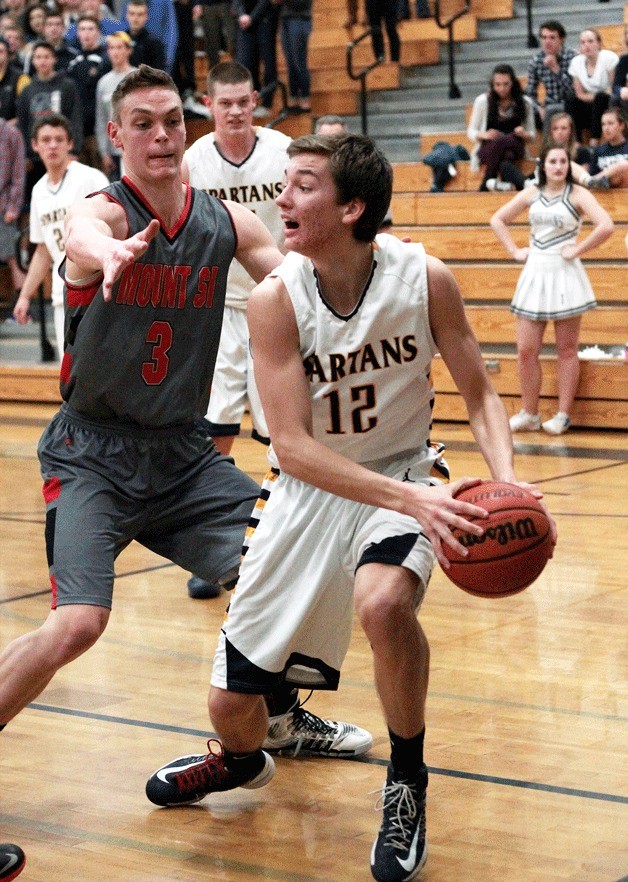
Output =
[{"x1": 510, "y1": 251, "x2": 597, "y2": 321}]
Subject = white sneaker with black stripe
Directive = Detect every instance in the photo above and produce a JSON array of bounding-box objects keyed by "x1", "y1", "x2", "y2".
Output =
[{"x1": 263, "y1": 698, "x2": 373, "y2": 757}]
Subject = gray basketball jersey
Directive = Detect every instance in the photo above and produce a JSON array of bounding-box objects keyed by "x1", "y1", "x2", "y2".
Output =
[{"x1": 60, "y1": 178, "x2": 236, "y2": 427}]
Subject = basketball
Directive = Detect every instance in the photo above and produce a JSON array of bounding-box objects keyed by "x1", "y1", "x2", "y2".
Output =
[{"x1": 442, "y1": 481, "x2": 553, "y2": 597}]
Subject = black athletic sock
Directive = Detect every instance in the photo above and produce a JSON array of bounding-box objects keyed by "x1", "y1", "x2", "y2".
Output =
[
  {"x1": 389, "y1": 727, "x2": 427, "y2": 783},
  {"x1": 223, "y1": 747, "x2": 265, "y2": 777},
  {"x1": 264, "y1": 684, "x2": 299, "y2": 717}
]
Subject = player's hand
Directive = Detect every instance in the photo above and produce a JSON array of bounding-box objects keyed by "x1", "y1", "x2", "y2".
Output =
[
  {"x1": 512, "y1": 480, "x2": 558, "y2": 551},
  {"x1": 560, "y1": 243, "x2": 578, "y2": 261},
  {"x1": 513, "y1": 246, "x2": 529, "y2": 262},
  {"x1": 13, "y1": 292, "x2": 31, "y2": 324},
  {"x1": 101, "y1": 219, "x2": 160, "y2": 302},
  {"x1": 404, "y1": 477, "x2": 489, "y2": 569}
]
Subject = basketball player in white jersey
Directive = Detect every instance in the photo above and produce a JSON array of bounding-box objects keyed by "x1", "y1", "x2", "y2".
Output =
[
  {"x1": 183, "y1": 60, "x2": 290, "y2": 600},
  {"x1": 147, "y1": 135, "x2": 556, "y2": 882},
  {"x1": 13, "y1": 113, "x2": 109, "y2": 360}
]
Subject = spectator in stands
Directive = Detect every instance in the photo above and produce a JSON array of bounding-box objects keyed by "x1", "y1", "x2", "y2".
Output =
[
  {"x1": 194, "y1": 0, "x2": 236, "y2": 69},
  {"x1": 124, "y1": 0, "x2": 165, "y2": 70},
  {"x1": 314, "y1": 114, "x2": 348, "y2": 134},
  {"x1": 65, "y1": 0, "x2": 125, "y2": 46},
  {"x1": 17, "y1": 40, "x2": 83, "y2": 196},
  {"x1": 20, "y1": 3, "x2": 45, "y2": 46},
  {"x1": 0, "y1": 0, "x2": 25, "y2": 23},
  {"x1": 42, "y1": 8, "x2": 78, "y2": 72},
  {"x1": 366, "y1": 0, "x2": 400, "y2": 63},
  {"x1": 95, "y1": 30, "x2": 134, "y2": 178},
  {"x1": 278, "y1": 0, "x2": 312, "y2": 114},
  {"x1": 525, "y1": 19, "x2": 576, "y2": 133},
  {"x1": 490, "y1": 143, "x2": 614, "y2": 436},
  {"x1": 567, "y1": 28, "x2": 617, "y2": 147},
  {"x1": 0, "y1": 115, "x2": 25, "y2": 302},
  {"x1": 467, "y1": 63, "x2": 535, "y2": 192},
  {"x1": 0, "y1": 36, "x2": 20, "y2": 119},
  {"x1": 67, "y1": 14, "x2": 110, "y2": 167},
  {"x1": 611, "y1": 25, "x2": 627, "y2": 116},
  {"x1": 12, "y1": 112, "x2": 108, "y2": 357},
  {"x1": 121, "y1": 0, "x2": 178, "y2": 73},
  {"x1": 2, "y1": 21, "x2": 25, "y2": 72},
  {"x1": 582, "y1": 107, "x2": 628, "y2": 189},
  {"x1": 57, "y1": 0, "x2": 81, "y2": 34},
  {"x1": 172, "y1": 0, "x2": 195, "y2": 104},
  {"x1": 233, "y1": 0, "x2": 280, "y2": 117}
]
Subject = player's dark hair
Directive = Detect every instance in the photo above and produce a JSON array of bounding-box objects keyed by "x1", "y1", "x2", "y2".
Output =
[
  {"x1": 110, "y1": 64, "x2": 179, "y2": 121},
  {"x1": 287, "y1": 134, "x2": 392, "y2": 242},
  {"x1": 31, "y1": 111, "x2": 73, "y2": 142},
  {"x1": 207, "y1": 60, "x2": 253, "y2": 95},
  {"x1": 537, "y1": 142, "x2": 574, "y2": 188},
  {"x1": 539, "y1": 19, "x2": 566, "y2": 40}
]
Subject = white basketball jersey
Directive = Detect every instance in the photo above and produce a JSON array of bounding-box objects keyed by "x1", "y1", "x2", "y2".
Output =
[
  {"x1": 184, "y1": 127, "x2": 290, "y2": 308},
  {"x1": 270, "y1": 235, "x2": 438, "y2": 465},
  {"x1": 30, "y1": 161, "x2": 109, "y2": 306}
]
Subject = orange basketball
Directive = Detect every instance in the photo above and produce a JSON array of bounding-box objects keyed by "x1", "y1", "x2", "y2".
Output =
[{"x1": 442, "y1": 481, "x2": 553, "y2": 597}]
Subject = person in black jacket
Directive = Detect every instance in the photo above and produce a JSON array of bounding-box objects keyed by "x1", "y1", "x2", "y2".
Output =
[
  {"x1": 42, "y1": 9, "x2": 79, "y2": 72},
  {"x1": 125, "y1": 0, "x2": 166, "y2": 70},
  {"x1": 0, "y1": 37, "x2": 20, "y2": 120},
  {"x1": 66, "y1": 14, "x2": 110, "y2": 166}
]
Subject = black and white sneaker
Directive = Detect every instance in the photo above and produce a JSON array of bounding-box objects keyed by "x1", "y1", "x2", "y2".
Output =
[
  {"x1": 145, "y1": 739, "x2": 275, "y2": 807},
  {"x1": 263, "y1": 698, "x2": 373, "y2": 758},
  {"x1": 370, "y1": 765, "x2": 428, "y2": 882},
  {"x1": 0, "y1": 844, "x2": 25, "y2": 881}
]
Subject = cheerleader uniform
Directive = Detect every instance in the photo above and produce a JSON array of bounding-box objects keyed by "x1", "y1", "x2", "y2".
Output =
[{"x1": 510, "y1": 183, "x2": 596, "y2": 321}]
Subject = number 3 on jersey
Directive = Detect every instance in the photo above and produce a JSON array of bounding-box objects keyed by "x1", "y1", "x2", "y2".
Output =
[
  {"x1": 142, "y1": 321, "x2": 173, "y2": 385},
  {"x1": 324, "y1": 384, "x2": 377, "y2": 434}
]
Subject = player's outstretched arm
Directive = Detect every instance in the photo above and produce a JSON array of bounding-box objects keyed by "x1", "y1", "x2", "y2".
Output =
[
  {"x1": 227, "y1": 199, "x2": 284, "y2": 283},
  {"x1": 65, "y1": 195, "x2": 160, "y2": 301},
  {"x1": 248, "y1": 275, "x2": 490, "y2": 568}
]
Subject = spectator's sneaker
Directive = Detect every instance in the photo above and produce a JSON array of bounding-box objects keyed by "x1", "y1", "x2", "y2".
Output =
[
  {"x1": 0, "y1": 844, "x2": 25, "y2": 881},
  {"x1": 187, "y1": 575, "x2": 222, "y2": 599},
  {"x1": 371, "y1": 766, "x2": 428, "y2": 882},
  {"x1": 542, "y1": 412, "x2": 570, "y2": 435},
  {"x1": 509, "y1": 409, "x2": 541, "y2": 432},
  {"x1": 145, "y1": 739, "x2": 275, "y2": 806},
  {"x1": 486, "y1": 178, "x2": 514, "y2": 192},
  {"x1": 586, "y1": 176, "x2": 610, "y2": 190},
  {"x1": 263, "y1": 699, "x2": 373, "y2": 757}
]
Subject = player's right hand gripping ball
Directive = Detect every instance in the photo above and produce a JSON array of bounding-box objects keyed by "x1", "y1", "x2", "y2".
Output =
[{"x1": 443, "y1": 481, "x2": 553, "y2": 597}]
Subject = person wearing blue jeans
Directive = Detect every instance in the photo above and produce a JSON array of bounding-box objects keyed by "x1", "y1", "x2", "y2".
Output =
[
  {"x1": 279, "y1": 0, "x2": 312, "y2": 113},
  {"x1": 234, "y1": 0, "x2": 280, "y2": 113}
]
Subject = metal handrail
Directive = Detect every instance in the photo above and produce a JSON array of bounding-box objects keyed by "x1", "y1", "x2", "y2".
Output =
[
  {"x1": 525, "y1": 0, "x2": 538, "y2": 48},
  {"x1": 434, "y1": 0, "x2": 470, "y2": 99},
  {"x1": 260, "y1": 80, "x2": 293, "y2": 129},
  {"x1": 346, "y1": 28, "x2": 384, "y2": 135}
]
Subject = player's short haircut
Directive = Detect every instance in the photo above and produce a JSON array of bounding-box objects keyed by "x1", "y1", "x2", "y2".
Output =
[
  {"x1": 127, "y1": 0, "x2": 148, "y2": 6},
  {"x1": 31, "y1": 111, "x2": 73, "y2": 142},
  {"x1": 110, "y1": 64, "x2": 179, "y2": 122},
  {"x1": 314, "y1": 115, "x2": 346, "y2": 133},
  {"x1": 206, "y1": 60, "x2": 253, "y2": 96},
  {"x1": 539, "y1": 19, "x2": 566, "y2": 39},
  {"x1": 287, "y1": 134, "x2": 392, "y2": 243},
  {"x1": 536, "y1": 142, "x2": 573, "y2": 188}
]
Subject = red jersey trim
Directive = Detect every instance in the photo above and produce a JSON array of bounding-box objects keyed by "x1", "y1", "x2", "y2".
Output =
[
  {"x1": 66, "y1": 277, "x2": 102, "y2": 308},
  {"x1": 50, "y1": 573, "x2": 58, "y2": 609},
  {"x1": 43, "y1": 476, "x2": 61, "y2": 504},
  {"x1": 121, "y1": 176, "x2": 192, "y2": 239},
  {"x1": 222, "y1": 202, "x2": 239, "y2": 256},
  {"x1": 59, "y1": 352, "x2": 72, "y2": 385}
]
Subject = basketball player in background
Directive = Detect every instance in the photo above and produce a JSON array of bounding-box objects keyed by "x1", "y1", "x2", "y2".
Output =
[
  {"x1": 0, "y1": 70, "x2": 372, "y2": 808},
  {"x1": 182, "y1": 60, "x2": 290, "y2": 599},
  {"x1": 147, "y1": 134, "x2": 556, "y2": 882},
  {"x1": 13, "y1": 113, "x2": 109, "y2": 361}
]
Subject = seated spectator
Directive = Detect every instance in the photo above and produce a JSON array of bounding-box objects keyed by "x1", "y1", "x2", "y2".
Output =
[
  {"x1": 611, "y1": 25, "x2": 627, "y2": 116},
  {"x1": 124, "y1": 0, "x2": 165, "y2": 70},
  {"x1": 67, "y1": 14, "x2": 110, "y2": 167},
  {"x1": 582, "y1": 107, "x2": 628, "y2": 188},
  {"x1": 194, "y1": 0, "x2": 236, "y2": 69},
  {"x1": 65, "y1": 0, "x2": 125, "y2": 45},
  {"x1": 278, "y1": 0, "x2": 312, "y2": 114},
  {"x1": 467, "y1": 63, "x2": 535, "y2": 191},
  {"x1": 42, "y1": 8, "x2": 78, "y2": 72},
  {"x1": 567, "y1": 29, "x2": 617, "y2": 147},
  {"x1": 95, "y1": 30, "x2": 134, "y2": 179},
  {"x1": 2, "y1": 20, "x2": 26, "y2": 73},
  {"x1": 0, "y1": 115, "x2": 25, "y2": 301},
  {"x1": 525, "y1": 19, "x2": 576, "y2": 133},
  {"x1": 0, "y1": 35, "x2": 20, "y2": 119},
  {"x1": 314, "y1": 114, "x2": 348, "y2": 135},
  {"x1": 0, "y1": 0, "x2": 26, "y2": 24},
  {"x1": 20, "y1": 3, "x2": 45, "y2": 47}
]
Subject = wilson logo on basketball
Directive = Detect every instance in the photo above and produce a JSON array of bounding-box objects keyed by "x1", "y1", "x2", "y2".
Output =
[{"x1": 458, "y1": 517, "x2": 539, "y2": 547}]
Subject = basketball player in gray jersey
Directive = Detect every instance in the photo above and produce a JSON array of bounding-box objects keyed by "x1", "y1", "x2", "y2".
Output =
[{"x1": 0, "y1": 67, "x2": 370, "y2": 800}]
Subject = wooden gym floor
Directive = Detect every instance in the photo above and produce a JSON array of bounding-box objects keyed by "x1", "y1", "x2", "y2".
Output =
[{"x1": 0, "y1": 402, "x2": 626, "y2": 881}]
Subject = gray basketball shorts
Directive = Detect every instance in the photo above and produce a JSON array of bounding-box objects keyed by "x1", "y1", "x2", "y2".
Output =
[{"x1": 37, "y1": 406, "x2": 260, "y2": 609}]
